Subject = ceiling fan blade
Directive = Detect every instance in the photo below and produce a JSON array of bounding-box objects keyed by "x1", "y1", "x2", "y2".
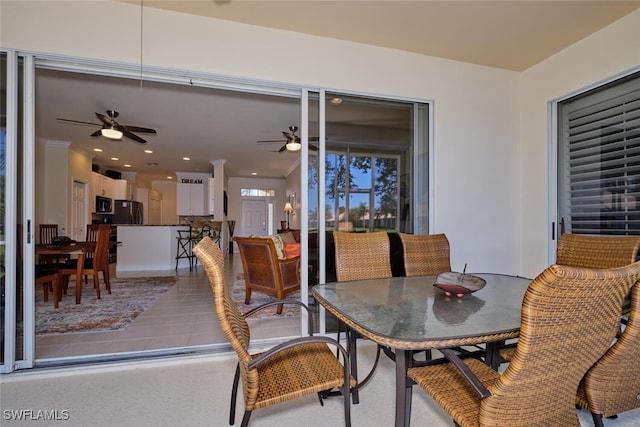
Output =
[
  {"x1": 309, "y1": 136, "x2": 320, "y2": 142},
  {"x1": 309, "y1": 144, "x2": 319, "y2": 151},
  {"x1": 122, "y1": 128, "x2": 147, "y2": 144},
  {"x1": 90, "y1": 129, "x2": 102, "y2": 137},
  {"x1": 56, "y1": 118, "x2": 101, "y2": 127},
  {"x1": 278, "y1": 144, "x2": 287, "y2": 152},
  {"x1": 95, "y1": 112, "x2": 112, "y2": 125},
  {"x1": 257, "y1": 139, "x2": 286, "y2": 143},
  {"x1": 123, "y1": 125, "x2": 156, "y2": 134}
]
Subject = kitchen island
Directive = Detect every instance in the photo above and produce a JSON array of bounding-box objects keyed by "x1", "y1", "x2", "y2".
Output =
[{"x1": 116, "y1": 225, "x2": 191, "y2": 272}]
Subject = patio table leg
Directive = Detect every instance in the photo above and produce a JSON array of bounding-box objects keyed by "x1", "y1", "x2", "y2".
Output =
[{"x1": 396, "y1": 349, "x2": 412, "y2": 427}]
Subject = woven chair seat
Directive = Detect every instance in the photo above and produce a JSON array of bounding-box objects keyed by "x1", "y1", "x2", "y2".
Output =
[
  {"x1": 252, "y1": 342, "x2": 356, "y2": 410},
  {"x1": 409, "y1": 358, "x2": 499, "y2": 427}
]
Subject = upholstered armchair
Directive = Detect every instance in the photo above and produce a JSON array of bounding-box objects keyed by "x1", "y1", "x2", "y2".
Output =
[{"x1": 233, "y1": 236, "x2": 300, "y2": 315}]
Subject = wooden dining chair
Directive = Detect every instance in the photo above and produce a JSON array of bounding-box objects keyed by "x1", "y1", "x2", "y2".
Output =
[
  {"x1": 59, "y1": 224, "x2": 111, "y2": 301},
  {"x1": 38, "y1": 223, "x2": 69, "y2": 264},
  {"x1": 576, "y1": 281, "x2": 640, "y2": 426},
  {"x1": 18, "y1": 223, "x2": 62, "y2": 307},
  {"x1": 408, "y1": 262, "x2": 640, "y2": 427},
  {"x1": 192, "y1": 236, "x2": 353, "y2": 427},
  {"x1": 399, "y1": 233, "x2": 451, "y2": 276}
]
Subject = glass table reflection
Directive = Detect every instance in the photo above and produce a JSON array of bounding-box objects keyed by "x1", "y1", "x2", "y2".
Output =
[{"x1": 312, "y1": 273, "x2": 531, "y2": 427}]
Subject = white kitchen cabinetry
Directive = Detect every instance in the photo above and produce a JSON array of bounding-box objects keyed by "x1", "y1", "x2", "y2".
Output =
[
  {"x1": 113, "y1": 179, "x2": 136, "y2": 200},
  {"x1": 91, "y1": 172, "x2": 114, "y2": 205},
  {"x1": 177, "y1": 182, "x2": 207, "y2": 215},
  {"x1": 175, "y1": 172, "x2": 212, "y2": 216}
]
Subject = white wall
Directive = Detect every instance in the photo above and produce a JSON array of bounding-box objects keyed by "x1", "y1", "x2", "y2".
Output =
[
  {"x1": 519, "y1": 10, "x2": 640, "y2": 279},
  {"x1": 8, "y1": 2, "x2": 636, "y2": 275}
]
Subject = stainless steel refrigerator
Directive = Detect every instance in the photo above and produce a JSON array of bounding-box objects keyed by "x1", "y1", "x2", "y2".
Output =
[{"x1": 113, "y1": 200, "x2": 143, "y2": 224}]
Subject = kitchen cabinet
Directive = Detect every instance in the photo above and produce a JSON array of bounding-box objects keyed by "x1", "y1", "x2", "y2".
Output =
[
  {"x1": 114, "y1": 179, "x2": 136, "y2": 200},
  {"x1": 176, "y1": 172, "x2": 210, "y2": 216},
  {"x1": 91, "y1": 172, "x2": 114, "y2": 210},
  {"x1": 177, "y1": 182, "x2": 207, "y2": 215}
]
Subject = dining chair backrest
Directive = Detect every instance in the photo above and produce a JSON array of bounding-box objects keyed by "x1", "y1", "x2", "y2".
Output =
[
  {"x1": 483, "y1": 263, "x2": 640, "y2": 425},
  {"x1": 556, "y1": 233, "x2": 640, "y2": 269},
  {"x1": 92, "y1": 224, "x2": 111, "y2": 270},
  {"x1": 192, "y1": 237, "x2": 253, "y2": 391},
  {"x1": 85, "y1": 224, "x2": 101, "y2": 261},
  {"x1": 86, "y1": 224, "x2": 100, "y2": 242},
  {"x1": 333, "y1": 231, "x2": 392, "y2": 282},
  {"x1": 399, "y1": 233, "x2": 451, "y2": 277},
  {"x1": 576, "y1": 281, "x2": 640, "y2": 421},
  {"x1": 39, "y1": 224, "x2": 58, "y2": 244}
]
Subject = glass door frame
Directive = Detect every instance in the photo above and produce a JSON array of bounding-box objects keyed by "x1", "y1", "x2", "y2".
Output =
[{"x1": 1, "y1": 50, "x2": 36, "y2": 373}]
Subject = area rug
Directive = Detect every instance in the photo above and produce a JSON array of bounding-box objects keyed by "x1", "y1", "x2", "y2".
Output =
[
  {"x1": 233, "y1": 274, "x2": 302, "y2": 319},
  {"x1": 35, "y1": 276, "x2": 178, "y2": 335}
]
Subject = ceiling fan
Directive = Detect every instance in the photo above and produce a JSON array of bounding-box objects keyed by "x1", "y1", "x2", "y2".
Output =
[
  {"x1": 56, "y1": 110, "x2": 157, "y2": 144},
  {"x1": 257, "y1": 125, "x2": 319, "y2": 152}
]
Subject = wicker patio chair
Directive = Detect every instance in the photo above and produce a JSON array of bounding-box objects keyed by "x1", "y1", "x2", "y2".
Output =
[
  {"x1": 193, "y1": 236, "x2": 353, "y2": 427},
  {"x1": 333, "y1": 231, "x2": 392, "y2": 401},
  {"x1": 576, "y1": 281, "x2": 640, "y2": 427},
  {"x1": 399, "y1": 233, "x2": 451, "y2": 277},
  {"x1": 407, "y1": 262, "x2": 640, "y2": 427},
  {"x1": 555, "y1": 233, "x2": 640, "y2": 269},
  {"x1": 233, "y1": 236, "x2": 300, "y2": 315},
  {"x1": 501, "y1": 233, "x2": 640, "y2": 362},
  {"x1": 399, "y1": 233, "x2": 459, "y2": 360},
  {"x1": 333, "y1": 231, "x2": 392, "y2": 281}
]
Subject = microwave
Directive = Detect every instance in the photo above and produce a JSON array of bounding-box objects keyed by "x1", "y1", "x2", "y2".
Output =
[{"x1": 96, "y1": 196, "x2": 113, "y2": 213}]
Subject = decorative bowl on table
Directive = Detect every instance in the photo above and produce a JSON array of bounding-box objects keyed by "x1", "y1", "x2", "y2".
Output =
[{"x1": 434, "y1": 272, "x2": 486, "y2": 297}]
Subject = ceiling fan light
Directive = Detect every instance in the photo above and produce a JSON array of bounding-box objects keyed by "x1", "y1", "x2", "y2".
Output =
[
  {"x1": 286, "y1": 141, "x2": 301, "y2": 151},
  {"x1": 101, "y1": 127, "x2": 123, "y2": 140}
]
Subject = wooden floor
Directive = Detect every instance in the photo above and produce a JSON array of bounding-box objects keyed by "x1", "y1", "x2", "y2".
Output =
[{"x1": 34, "y1": 253, "x2": 302, "y2": 362}]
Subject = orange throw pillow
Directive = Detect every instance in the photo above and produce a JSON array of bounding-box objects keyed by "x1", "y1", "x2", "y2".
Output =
[{"x1": 283, "y1": 243, "x2": 301, "y2": 259}]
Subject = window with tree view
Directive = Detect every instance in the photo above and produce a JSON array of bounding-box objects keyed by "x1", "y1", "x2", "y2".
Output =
[{"x1": 325, "y1": 152, "x2": 399, "y2": 232}]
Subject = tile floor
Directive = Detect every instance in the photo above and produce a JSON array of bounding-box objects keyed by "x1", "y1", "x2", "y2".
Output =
[{"x1": 34, "y1": 253, "x2": 302, "y2": 364}]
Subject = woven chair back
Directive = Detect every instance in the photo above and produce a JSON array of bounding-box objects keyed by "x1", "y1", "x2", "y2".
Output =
[
  {"x1": 333, "y1": 231, "x2": 392, "y2": 282},
  {"x1": 481, "y1": 262, "x2": 640, "y2": 426},
  {"x1": 399, "y1": 233, "x2": 451, "y2": 277},
  {"x1": 192, "y1": 237, "x2": 253, "y2": 374},
  {"x1": 577, "y1": 282, "x2": 640, "y2": 417},
  {"x1": 556, "y1": 233, "x2": 640, "y2": 269}
]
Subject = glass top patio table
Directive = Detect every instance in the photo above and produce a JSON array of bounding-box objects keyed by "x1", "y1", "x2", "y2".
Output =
[
  {"x1": 312, "y1": 273, "x2": 531, "y2": 349},
  {"x1": 312, "y1": 273, "x2": 532, "y2": 427}
]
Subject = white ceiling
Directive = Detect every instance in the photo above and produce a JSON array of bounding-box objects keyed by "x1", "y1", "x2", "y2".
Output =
[{"x1": 34, "y1": 1, "x2": 640, "y2": 183}]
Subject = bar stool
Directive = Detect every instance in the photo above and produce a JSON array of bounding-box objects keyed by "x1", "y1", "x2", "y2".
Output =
[
  {"x1": 175, "y1": 221, "x2": 206, "y2": 271},
  {"x1": 175, "y1": 228, "x2": 195, "y2": 270}
]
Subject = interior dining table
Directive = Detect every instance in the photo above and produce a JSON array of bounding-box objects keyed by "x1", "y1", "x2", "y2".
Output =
[
  {"x1": 35, "y1": 242, "x2": 92, "y2": 305},
  {"x1": 312, "y1": 273, "x2": 532, "y2": 427}
]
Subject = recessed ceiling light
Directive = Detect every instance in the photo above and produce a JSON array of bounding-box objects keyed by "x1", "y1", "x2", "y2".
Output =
[
  {"x1": 183, "y1": 157, "x2": 190, "y2": 161},
  {"x1": 147, "y1": 162, "x2": 159, "y2": 166},
  {"x1": 167, "y1": 176, "x2": 173, "y2": 180},
  {"x1": 93, "y1": 148, "x2": 103, "y2": 152},
  {"x1": 111, "y1": 157, "x2": 119, "y2": 161},
  {"x1": 251, "y1": 172, "x2": 258, "y2": 176},
  {"x1": 124, "y1": 164, "x2": 131, "y2": 168},
  {"x1": 330, "y1": 97, "x2": 343, "y2": 105},
  {"x1": 144, "y1": 149, "x2": 153, "y2": 154}
]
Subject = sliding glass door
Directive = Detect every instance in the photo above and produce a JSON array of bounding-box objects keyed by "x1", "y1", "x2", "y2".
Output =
[{"x1": 1, "y1": 50, "x2": 36, "y2": 373}]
